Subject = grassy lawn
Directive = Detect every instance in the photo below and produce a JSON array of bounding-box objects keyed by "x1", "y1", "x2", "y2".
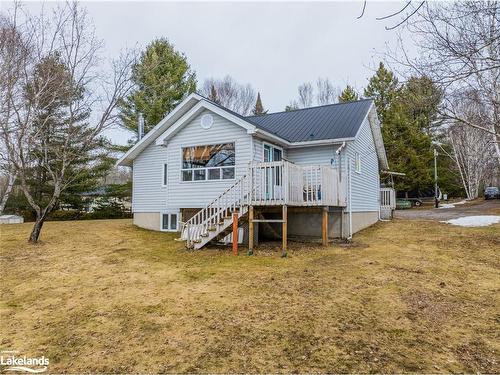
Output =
[{"x1": 1, "y1": 218, "x2": 499, "y2": 373}]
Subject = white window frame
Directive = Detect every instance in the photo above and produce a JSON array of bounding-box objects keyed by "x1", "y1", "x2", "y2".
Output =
[
  {"x1": 160, "y1": 211, "x2": 180, "y2": 232},
  {"x1": 262, "y1": 142, "x2": 283, "y2": 162},
  {"x1": 180, "y1": 142, "x2": 236, "y2": 183},
  {"x1": 162, "y1": 163, "x2": 168, "y2": 187},
  {"x1": 355, "y1": 152, "x2": 361, "y2": 174}
]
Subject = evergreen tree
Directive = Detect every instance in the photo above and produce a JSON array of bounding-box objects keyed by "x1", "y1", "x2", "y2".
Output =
[
  {"x1": 382, "y1": 97, "x2": 434, "y2": 193},
  {"x1": 119, "y1": 38, "x2": 196, "y2": 140},
  {"x1": 338, "y1": 85, "x2": 359, "y2": 102},
  {"x1": 403, "y1": 76, "x2": 443, "y2": 135},
  {"x1": 252, "y1": 92, "x2": 267, "y2": 115},
  {"x1": 364, "y1": 62, "x2": 399, "y2": 124},
  {"x1": 23, "y1": 54, "x2": 113, "y2": 224},
  {"x1": 364, "y1": 63, "x2": 446, "y2": 194}
]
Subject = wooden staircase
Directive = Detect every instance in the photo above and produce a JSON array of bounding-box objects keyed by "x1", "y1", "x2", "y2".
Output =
[
  {"x1": 179, "y1": 161, "x2": 347, "y2": 249},
  {"x1": 180, "y1": 174, "x2": 250, "y2": 249}
]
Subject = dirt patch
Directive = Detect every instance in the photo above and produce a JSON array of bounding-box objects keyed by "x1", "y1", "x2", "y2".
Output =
[
  {"x1": 402, "y1": 289, "x2": 460, "y2": 326},
  {"x1": 454, "y1": 340, "x2": 499, "y2": 373}
]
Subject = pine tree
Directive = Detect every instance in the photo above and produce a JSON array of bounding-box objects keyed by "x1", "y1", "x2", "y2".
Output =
[
  {"x1": 252, "y1": 92, "x2": 267, "y2": 115},
  {"x1": 364, "y1": 62, "x2": 399, "y2": 124},
  {"x1": 338, "y1": 85, "x2": 359, "y2": 102},
  {"x1": 382, "y1": 98, "x2": 434, "y2": 193},
  {"x1": 119, "y1": 38, "x2": 196, "y2": 140}
]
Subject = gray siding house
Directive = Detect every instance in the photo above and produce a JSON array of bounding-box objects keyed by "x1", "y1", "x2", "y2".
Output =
[{"x1": 117, "y1": 93, "x2": 390, "y2": 250}]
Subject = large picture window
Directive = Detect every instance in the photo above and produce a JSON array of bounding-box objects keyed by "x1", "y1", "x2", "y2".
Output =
[{"x1": 181, "y1": 143, "x2": 235, "y2": 182}]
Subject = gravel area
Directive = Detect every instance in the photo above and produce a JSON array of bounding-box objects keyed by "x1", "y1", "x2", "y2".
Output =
[{"x1": 394, "y1": 199, "x2": 500, "y2": 221}]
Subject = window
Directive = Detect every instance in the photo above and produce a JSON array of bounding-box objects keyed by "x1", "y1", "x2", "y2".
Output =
[
  {"x1": 355, "y1": 152, "x2": 361, "y2": 173},
  {"x1": 162, "y1": 164, "x2": 168, "y2": 186},
  {"x1": 181, "y1": 143, "x2": 235, "y2": 181},
  {"x1": 161, "y1": 212, "x2": 179, "y2": 231}
]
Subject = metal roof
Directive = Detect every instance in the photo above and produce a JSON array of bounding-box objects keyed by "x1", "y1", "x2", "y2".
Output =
[{"x1": 245, "y1": 99, "x2": 374, "y2": 142}]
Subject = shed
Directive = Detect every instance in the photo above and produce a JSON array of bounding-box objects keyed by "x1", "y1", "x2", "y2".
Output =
[{"x1": 0, "y1": 215, "x2": 24, "y2": 224}]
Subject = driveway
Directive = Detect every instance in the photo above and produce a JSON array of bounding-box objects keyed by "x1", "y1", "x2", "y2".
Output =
[{"x1": 394, "y1": 199, "x2": 500, "y2": 221}]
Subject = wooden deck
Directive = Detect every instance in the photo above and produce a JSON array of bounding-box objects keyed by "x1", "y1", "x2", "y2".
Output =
[
  {"x1": 247, "y1": 161, "x2": 347, "y2": 207},
  {"x1": 181, "y1": 160, "x2": 347, "y2": 250}
]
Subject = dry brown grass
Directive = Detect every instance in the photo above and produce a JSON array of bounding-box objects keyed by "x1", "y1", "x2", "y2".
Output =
[{"x1": 1, "y1": 218, "x2": 499, "y2": 373}]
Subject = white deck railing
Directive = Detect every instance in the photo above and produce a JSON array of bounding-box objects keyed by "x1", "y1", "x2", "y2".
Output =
[
  {"x1": 181, "y1": 160, "x2": 347, "y2": 248},
  {"x1": 248, "y1": 161, "x2": 346, "y2": 206},
  {"x1": 380, "y1": 187, "x2": 396, "y2": 219}
]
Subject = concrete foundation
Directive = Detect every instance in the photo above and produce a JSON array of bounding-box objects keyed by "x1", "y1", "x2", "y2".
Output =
[
  {"x1": 133, "y1": 209, "x2": 380, "y2": 242},
  {"x1": 287, "y1": 209, "x2": 379, "y2": 239},
  {"x1": 133, "y1": 212, "x2": 160, "y2": 231},
  {"x1": 348, "y1": 211, "x2": 379, "y2": 234}
]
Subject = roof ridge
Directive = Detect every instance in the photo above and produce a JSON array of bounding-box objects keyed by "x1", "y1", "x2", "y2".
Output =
[{"x1": 246, "y1": 98, "x2": 373, "y2": 118}]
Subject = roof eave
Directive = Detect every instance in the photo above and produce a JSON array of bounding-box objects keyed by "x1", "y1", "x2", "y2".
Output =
[
  {"x1": 252, "y1": 128, "x2": 355, "y2": 148},
  {"x1": 115, "y1": 92, "x2": 204, "y2": 167}
]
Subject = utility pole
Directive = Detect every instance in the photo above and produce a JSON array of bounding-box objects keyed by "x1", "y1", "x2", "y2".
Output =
[{"x1": 434, "y1": 148, "x2": 439, "y2": 208}]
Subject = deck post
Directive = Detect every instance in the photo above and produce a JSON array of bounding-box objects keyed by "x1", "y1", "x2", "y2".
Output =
[
  {"x1": 248, "y1": 206, "x2": 254, "y2": 256},
  {"x1": 232, "y1": 212, "x2": 238, "y2": 255},
  {"x1": 322, "y1": 206, "x2": 328, "y2": 246},
  {"x1": 282, "y1": 205, "x2": 287, "y2": 257}
]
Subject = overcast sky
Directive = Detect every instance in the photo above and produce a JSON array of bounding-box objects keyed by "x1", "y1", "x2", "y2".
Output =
[{"x1": 11, "y1": 1, "x2": 410, "y2": 144}]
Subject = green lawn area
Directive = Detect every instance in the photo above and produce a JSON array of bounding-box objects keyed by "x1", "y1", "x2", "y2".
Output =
[{"x1": 1, "y1": 218, "x2": 499, "y2": 373}]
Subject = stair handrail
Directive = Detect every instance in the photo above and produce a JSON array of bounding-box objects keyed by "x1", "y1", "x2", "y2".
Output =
[{"x1": 182, "y1": 173, "x2": 250, "y2": 246}]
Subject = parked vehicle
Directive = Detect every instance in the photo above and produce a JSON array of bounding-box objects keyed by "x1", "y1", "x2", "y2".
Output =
[
  {"x1": 484, "y1": 186, "x2": 500, "y2": 199},
  {"x1": 397, "y1": 187, "x2": 442, "y2": 207}
]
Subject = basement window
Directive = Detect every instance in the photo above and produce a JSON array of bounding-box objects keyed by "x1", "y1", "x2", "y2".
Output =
[
  {"x1": 161, "y1": 212, "x2": 179, "y2": 232},
  {"x1": 181, "y1": 143, "x2": 235, "y2": 182}
]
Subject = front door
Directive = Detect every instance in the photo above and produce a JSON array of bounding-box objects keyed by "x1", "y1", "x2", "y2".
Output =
[{"x1": 263, "y1": 144, "x2": 283, "y2": 199}]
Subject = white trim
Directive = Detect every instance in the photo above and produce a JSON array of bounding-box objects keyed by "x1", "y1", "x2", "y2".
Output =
[
  {"x1": 160, "y1": 210, "x2": 180, "y2": 232},
  {"x1": 366, "y1": 103, "x2": 389, "y2": 170},
  {"x1": 287, "y1": 137, "x2": 356, "y2": 148},
  {"x1": 117, "y1": 94, "x2": 382, "y2": 166},
  {"x1": 262, "y1": 142, "x2": 283, "y2": 161},
  {"x1": 254, "y1": 128, "x2": 355, "y2": 148},
  {"x1": 179, "y1": 142, "x2": 236, "y2": 183},
  {"x1": 355, "y1": 152, "x2": 362, "y2": 174},
  {"x1": 155, "y1": 101, "x2": 256, "y2": 146},
  {"x1": 116, "y1": 93, "x2": 203, "y2": 167},
  {"x1": 162, "y1": 163, "x2": 168, "y2": 187}
]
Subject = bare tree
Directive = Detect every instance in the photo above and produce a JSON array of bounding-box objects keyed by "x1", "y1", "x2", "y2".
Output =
[
  {"x1": 0, "y1": 3, "x2": 134, "y2": 242},
  {"x1": 357, "y1": 1, "x2": 426, "y2": 30},
  {"x1": 200, "y1": 76, "x2": 256, "y2": 115},
  {"x1": 438, "y1": 93, "x2": 496, "y2": 199},
  {"x1": 0, "y1": 14, "x2": 24, "y2": 213},
  {"x1": 297, "y1": 82, "x2": 314, "y2": 108},
  {"x1": 391, "y1": 1, "x2": 500, "y2": 162},
  {"x1": 316, "y1": 78, "x2": 339, "y2": 105},
  {"x1": 288, "y1": 78, "x2": 341, "y2": 110}
]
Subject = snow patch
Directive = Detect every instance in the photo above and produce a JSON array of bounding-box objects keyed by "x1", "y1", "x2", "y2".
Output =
[
  {"x1": 442, "y1": 215, "x2": 500, "y2": 227},
  {"x1": 439, "y1": 203, "x2": 456, "y2": 209},
  {"x1": 438, "y1": 200, "x2": 467, "y2": 209}
]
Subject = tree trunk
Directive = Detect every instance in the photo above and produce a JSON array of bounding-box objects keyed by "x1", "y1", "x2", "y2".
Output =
[
  {"x1": 29, "y1": 216, "x2": 46, "y2": 243},
  {"x1": 0, "y1": 171, "x2": 16, "y2": 215}
]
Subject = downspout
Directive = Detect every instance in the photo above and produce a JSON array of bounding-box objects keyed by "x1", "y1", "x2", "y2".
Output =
[
  {"x1": 335, "y1": 142, "x2": 346, "y2": 179},
  {"x1": 348, "y1": 159, "x2": 353, "y2": 240},
  {"x1": 249, "y1": 135, "x2": 254, "y2": 162}
]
